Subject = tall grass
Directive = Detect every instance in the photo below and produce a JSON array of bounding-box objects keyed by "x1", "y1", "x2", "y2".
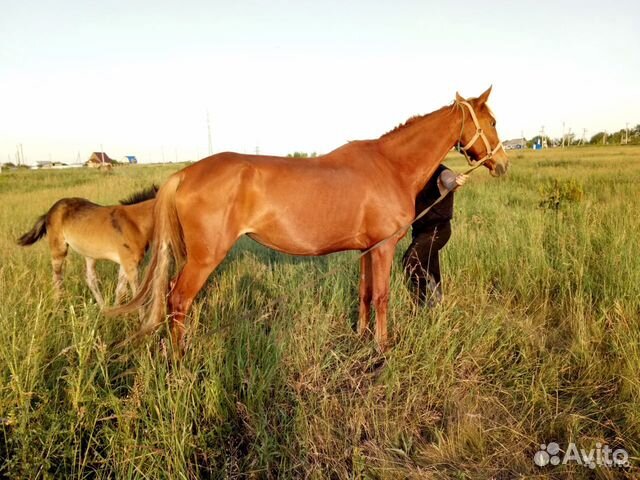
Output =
[{"x1": 1, "y1": 147, "x2": 639, "y2": 478}]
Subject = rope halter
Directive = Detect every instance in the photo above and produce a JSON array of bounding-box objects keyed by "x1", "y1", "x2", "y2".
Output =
[{"x1": 456, "y1": 100, "x2": 504, "y2": 167}]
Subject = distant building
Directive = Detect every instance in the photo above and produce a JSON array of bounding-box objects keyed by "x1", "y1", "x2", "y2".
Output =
[
  {"x1": 124, "y1": 155, "x2": 138, "y2": 164},
  {"x1": 86, "y1": 152, "x2": 116, "y2": 168},
  {"x1": 503, "y1": 138, "x2": 527, "y2": 150}
]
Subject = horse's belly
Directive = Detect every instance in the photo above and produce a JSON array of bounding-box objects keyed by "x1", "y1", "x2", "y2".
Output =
[
  {"x1": 65, "y1": 236, "x2": 121, "y2": 263},
  {"x1": 247, "y1": 231, "x2": 362, "y2": 256},
  {"x1": 243, "y1": 195, "x2": 404, "y2": 255}
]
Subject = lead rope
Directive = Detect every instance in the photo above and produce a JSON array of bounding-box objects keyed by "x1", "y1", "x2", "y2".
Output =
[{"x1": 359, "y1": 157, "x2": 487, "y2": 258}]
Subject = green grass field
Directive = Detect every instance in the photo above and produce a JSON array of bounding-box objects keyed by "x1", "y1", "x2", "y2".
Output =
[{"x1": 1, "y1": 146, "x2": 639, "y2": 479}]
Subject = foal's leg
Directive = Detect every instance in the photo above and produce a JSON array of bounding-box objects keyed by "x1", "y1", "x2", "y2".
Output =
[
  {"x1": 85, "y1": 258, "x2": 105, "y2": 307},
  {"x1": 114, "y1": 265, "x2": 128, "y2": 305},
  {"x1": 370, "y1": 242, "x2": 397, "y2": 351},
  {"x1": 48, "y1": 235, "x2": 68, "y2": 299},
  {"x1": 358, "y1": 252, "x2": 373, "y2": 336},
  {"x1": 123, "y1": 261, "x2": 142, "y2": 320},
  {"x1": 125, "y1": 266, "x2": 139, "y2": 299}
]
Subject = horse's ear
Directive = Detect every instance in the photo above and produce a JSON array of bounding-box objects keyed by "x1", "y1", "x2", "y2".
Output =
[
  {"x1": 455, "y1": 91, "x2": 465, "y2": 103},
  {"x1": 477, "y1": 85, "x2": 492, "y2": 105}
]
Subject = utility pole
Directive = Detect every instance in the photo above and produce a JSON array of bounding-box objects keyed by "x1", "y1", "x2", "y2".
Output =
[
  {"x1": 16, "y1": 144, "x2": 24, "y2": 165},
  {"x1": 626, "y1": 122, "x2": 630, "y2": 144},
  {"x1": 540, "y1": 126, "x2": 547, "y2": 148},
  {"x1": 579, "y1": 128, "x2": 587, "y2": 145},
  {"x1": 561, "y1": 122, "x2": 566, "y2": 148},
  {"x1": 100, "y1": 144, "x2": 105, "y2": 166}
]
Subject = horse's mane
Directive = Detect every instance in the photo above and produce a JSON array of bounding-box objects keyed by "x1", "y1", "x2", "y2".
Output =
[
  {"x1": 380, "y1": 115, "x2": 424, "y2": 138},
  {"x1": 380, "y1": 103, "x2": 458, "y2": 139},
  {"x1": 119, "y1": 184, "x2": 159, "y2": 205}
]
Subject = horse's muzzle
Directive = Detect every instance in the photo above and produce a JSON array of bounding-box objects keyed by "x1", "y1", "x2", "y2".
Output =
[{"x1": 491, "y1": 158, "x2": 509, "y2": 177}]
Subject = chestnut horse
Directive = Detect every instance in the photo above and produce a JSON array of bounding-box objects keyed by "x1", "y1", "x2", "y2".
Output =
[
  {"x1": 113, "y1": 88, "x2": 509, "y2": 352},
  {"x1": 18, "y1": 185, "x2": 157, "y2": 307}
]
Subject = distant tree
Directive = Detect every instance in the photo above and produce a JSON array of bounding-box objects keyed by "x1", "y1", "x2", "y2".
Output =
[
  {"x1": 610, "y1": 130, "x2": 625, "y2": 144},
  {"x1": 590, "y1": 126, "x2": 640, "y2": 145},
  {"x1": 589, "y1": 132, "x2": 607, "y2": 144}
]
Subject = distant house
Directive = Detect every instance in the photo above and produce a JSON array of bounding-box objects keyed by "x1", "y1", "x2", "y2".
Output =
[
  {"x1": 124, "y1": 155, "x2": 138, "y2": 164},
  {"x1": 86, "y1": 152, "x2": 116, "y2": 168},
  {"x1": 503, "y1": 138, "x2": 527, "y2": 150}
]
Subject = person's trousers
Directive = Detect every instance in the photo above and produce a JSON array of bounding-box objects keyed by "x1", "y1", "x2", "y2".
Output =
[{"x1": 402, "y1": 222, "x2": 452, "y2": 305}]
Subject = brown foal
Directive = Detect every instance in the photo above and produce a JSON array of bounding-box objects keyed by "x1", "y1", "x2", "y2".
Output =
[
  {"x1": 18, "y1": 186, "x2": 157, "y2": 307},
  {"x1": 113, "y1": 88, "x2": 509, "y2": 352}
]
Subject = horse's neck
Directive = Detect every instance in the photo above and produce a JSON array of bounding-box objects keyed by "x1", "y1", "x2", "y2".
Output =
[{"x1": 378, "y1": 106, "x2": 461, "y2": 196}]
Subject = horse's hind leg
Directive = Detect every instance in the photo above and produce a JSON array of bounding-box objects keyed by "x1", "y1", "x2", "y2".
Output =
[
  {"x1": 123, "y1": 261, "x2": 139, "y2": 297},
  {"x1": 168, "y1": 234, "x2": 236, "y2": 355},
  {"x1": 167, "y1": 258, "x2": 221, "y2": 355},
  {"x1": 85, "y1": 258, "x2": 105, "y2": 307},
  {"x1": 118, "y1": 260, "x2": 141, "y2": 319},
  {"x1": 48, "y1": 234, "x2": 68, "y2": 299}
]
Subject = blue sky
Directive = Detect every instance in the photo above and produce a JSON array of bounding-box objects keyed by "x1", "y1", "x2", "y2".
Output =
[{"x1": 1, "y1": 0, "x2": 638, "y2": 164}]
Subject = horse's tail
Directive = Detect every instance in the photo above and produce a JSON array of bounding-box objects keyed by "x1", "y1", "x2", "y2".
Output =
[
  {"x1": 17, "y1": 213, "x2": 48, "y2": 246},
  {"x1": 106, "y1": 173, "x2": 185, "y2": 336}
]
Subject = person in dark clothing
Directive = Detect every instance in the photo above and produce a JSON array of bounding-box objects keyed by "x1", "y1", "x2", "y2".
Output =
[{"x1": 402, "y1": 164, "x2": 467, "y2": 306}]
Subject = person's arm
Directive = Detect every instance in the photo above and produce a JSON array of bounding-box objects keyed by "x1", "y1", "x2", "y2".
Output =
[{"x1": 437, "y1": 169, "x2": 468, "y2": 196}]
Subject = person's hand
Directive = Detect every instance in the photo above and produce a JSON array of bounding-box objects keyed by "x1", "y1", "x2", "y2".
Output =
[{"x1": 453, "y1": 174, "x2": 468, "y2": 190}]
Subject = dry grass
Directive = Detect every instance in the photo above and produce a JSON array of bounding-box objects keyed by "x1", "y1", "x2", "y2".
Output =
[{"x1": 1, "y1": 146, "x2": 639, "y2": 478}]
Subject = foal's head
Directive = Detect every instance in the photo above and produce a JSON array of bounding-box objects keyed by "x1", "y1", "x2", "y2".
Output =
[{"x1": 455, "y1": 87, "x2": 509, "y2": 177}]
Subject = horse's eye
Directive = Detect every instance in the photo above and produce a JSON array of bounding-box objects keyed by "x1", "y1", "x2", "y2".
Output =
[{"x1": 491, "y1": 121, "x2": 496, "y2": 127}]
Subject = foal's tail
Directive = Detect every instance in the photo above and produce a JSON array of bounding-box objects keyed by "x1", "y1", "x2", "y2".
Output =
[
  {"x1": 17, "y1": 213, "x2": 48, "y2": 246},
  {"x1": 107, "y1": 173, "x2": 186, "y2": 336}
]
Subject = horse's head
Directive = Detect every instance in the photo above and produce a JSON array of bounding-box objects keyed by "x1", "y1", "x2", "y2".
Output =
[{"x1": 455, "y1": 87, "x2": 509, "y2": 177}]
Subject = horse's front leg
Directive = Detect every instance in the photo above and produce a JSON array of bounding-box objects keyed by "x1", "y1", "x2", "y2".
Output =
[
  {"x1": 85, "y1": 257, "x2": 105, "y2": 307},
  {"x1": 358, "y1": 252, "x2": 373, "y2": 337},
  {"x1": 114, "y1": 265, "x2": 129, "y2": 305},
  {"x1": 370, "y1": 241, "x2": 397, "y2": 352}
]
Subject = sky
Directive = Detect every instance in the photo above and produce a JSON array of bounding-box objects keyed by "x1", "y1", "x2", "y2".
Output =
[{"x1": 1, "y1": 0, "x2": 638, "y2": 165}]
